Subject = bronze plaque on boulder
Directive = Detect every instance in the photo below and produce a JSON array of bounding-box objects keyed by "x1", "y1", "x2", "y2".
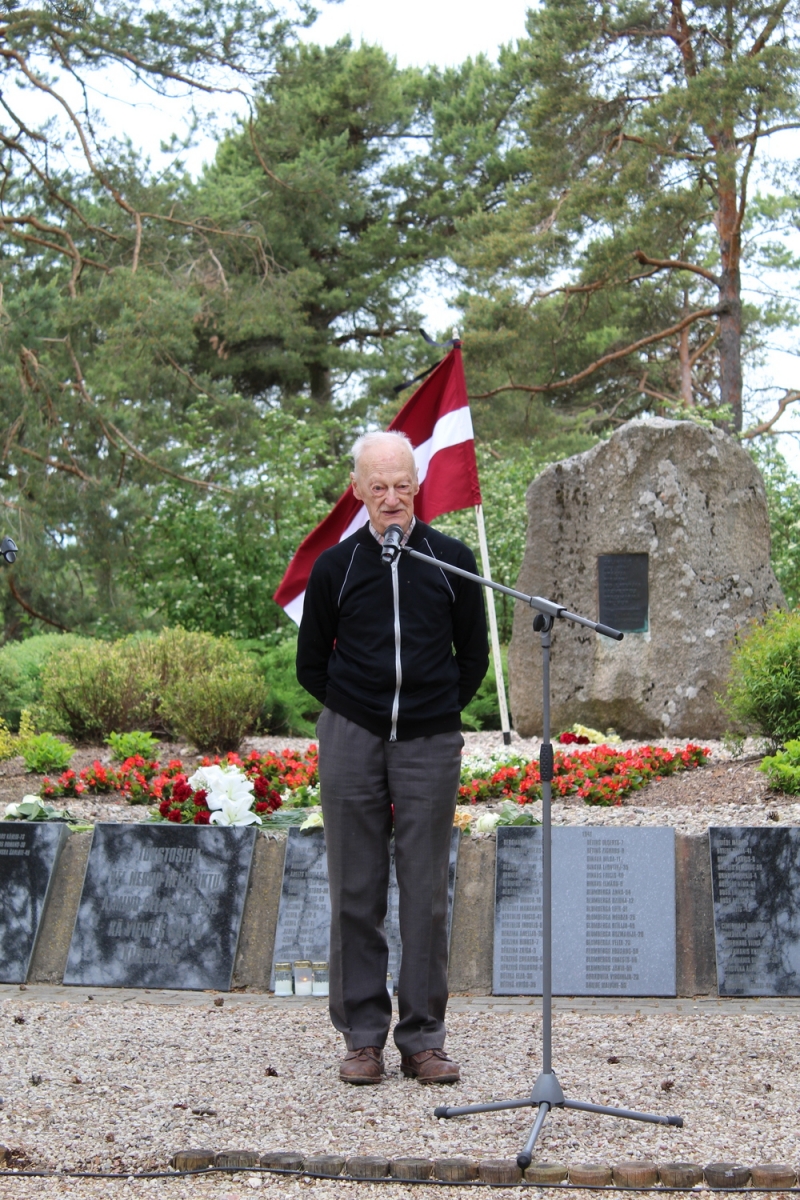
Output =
[{"x1": 598, "y1": 554, "x2": 649, "y2": 633}]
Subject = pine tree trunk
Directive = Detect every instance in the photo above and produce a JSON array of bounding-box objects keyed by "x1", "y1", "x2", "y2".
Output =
[{"x1": 715, "y1": 145, "x2": 743, "y2": 432}]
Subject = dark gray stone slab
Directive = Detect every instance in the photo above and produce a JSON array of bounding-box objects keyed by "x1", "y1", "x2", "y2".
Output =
[
  {"x1": 0, "y1": 822, "x2": 68, "y2": 983},
  {"x1": 63, "y1": 823, "x2": 256, "y2": 990},
  {"x1": 272, "y1": 828, "x2": 460, "y2": 991},
  {"x1": 598, "y1": 553, "x2": 649, "y2": 633},
  {"x1": 494, "y1": 826, "x2": 676, "y2": 996},
  {"x1": 710, "y1": 826, "x2": 800, "y2": 996},
  {"x1": 270, "y1": 828, "x2": 330, "y2": 986}
]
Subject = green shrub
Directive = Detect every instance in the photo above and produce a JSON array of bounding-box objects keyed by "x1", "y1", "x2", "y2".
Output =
[
  {"x1": 760, "y1": 740, "x2": 800, "y2": 793},
  {"x1": 724, "y1": 610, "x2": 800, "y2": 748},
  {"x1": 461, "y1": 647, "x2": 508, "y2": 732},
  {"x1": 105, "y1": 730, "x2": 160, "y2": 761},
  {"x1": 41, "y1": 626, "x2": 271, "y2": 750},
  {"x1": 161, "y1": 661, "x2": 267, "y2": 753},
  {"x1": 0, "y1": 634, "x2": 87, "y2": 730},
  {"x1": 40, "y1": 637, "x2": 159, "y2": 741},
  {"x1": 21, "y1": 733, "x2": 74, "y2": 774},
  {"x1": 238, "y1": 636, "x2": 321, "y2": 737}
]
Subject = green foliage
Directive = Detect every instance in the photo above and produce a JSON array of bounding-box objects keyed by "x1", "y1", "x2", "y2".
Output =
[
  {"x1": 724, "y1": 611, "x2": 800, "y2": 748},
  {"x1": 193, "y1": 39, "x2": 437, "y2": 408},
  {"x1": 430, "y1": 0, "x2": 800, "y2": 434},
  {"x1": 105, "y1": 731, "x2": 160, "y2": 762},
  {"x1": 495, "y1": 800, "x2": 541, "y2": 827},
  {"x1": 750, "y1": 443, "x2": 800, "y2": 609},
  {"x1": 161, "y1": 664, "x2": 267, "y2": 755},
  {"x1": 0, "y1": 711, "x2": 36, "y2": 761},
  {"x1": 239, "y1": 637, "x2": 321, "y2": 737},
  {"x1": 0, "y1": 635, "x2": 87, "y2": 730},
  {"x1": 434, "y1": 438, "x2": 597, "y2": 641},
  {"x1": 123, "y1": 408, "x2": 354, "y2": 641},
  {"x1": 0, "y1": 0, "x2": 318, "y2": 641},
  {"x1": 4, "y1": 798, "x2": 77, "y2": 822},
  {"x1": 40, "y1": 627, "x2": 269, "y2": 750},
  {"x1": 40, "y1": 637, "x2": 159, "y2": 742},
  {"x1": 760, "y1": 740, "x2": 800, "y2": 794},
  {"x1": 461, "y1": 645, "x2": 507, "y2": 732},
  {"x1": 21, "y1": 733, "x2": 74, "y2": 775}
]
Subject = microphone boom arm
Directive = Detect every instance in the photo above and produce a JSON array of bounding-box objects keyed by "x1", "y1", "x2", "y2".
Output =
[{"x1": 396, "y1": 543, "x2": 623, "y2": 641}]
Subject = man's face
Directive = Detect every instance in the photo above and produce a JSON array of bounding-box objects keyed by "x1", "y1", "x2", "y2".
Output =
[{"x1": 351, "y1": 443, "x2": 419, "y2": 535}]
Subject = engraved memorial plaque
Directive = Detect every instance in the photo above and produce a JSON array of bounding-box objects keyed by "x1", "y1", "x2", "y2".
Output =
[
  {"x1": 0, "y1": 822, "x2": 68, "y2": 983},
  {"x1": 272, "y1": 827, "x2": 460, "y2": 991},
  {"x1": 63, "y1": 823, "x2": 256, "y2": 990},
  {"x1": 494, "y1": 826, "x2": 675, "y2": 996},
  {"x1": 271, "y1": 828, "x2": 331, "y2": 985},
  {"x1": 710, "y1": 826, "x2": 800, "y2": 996},
  {"x1": 598, "y1": 553, "x2": 649, "y2": 633}
]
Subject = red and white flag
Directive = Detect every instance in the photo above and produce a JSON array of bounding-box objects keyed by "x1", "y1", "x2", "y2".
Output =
[{"x1": 274, "y1": 345, "x2": 482, "y2": 624}]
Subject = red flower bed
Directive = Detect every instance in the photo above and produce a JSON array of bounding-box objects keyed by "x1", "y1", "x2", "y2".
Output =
[
  {"x1": 459, "y1": 743, "x2": 710, "y2": 808},
  {"x1": 38, "y1": 746, "x2": 320, "y2": 822}
]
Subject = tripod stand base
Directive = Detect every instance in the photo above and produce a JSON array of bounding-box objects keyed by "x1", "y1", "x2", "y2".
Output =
[{"x1": 434, "y1": 1069, "x2": 682, "y2": 1170}]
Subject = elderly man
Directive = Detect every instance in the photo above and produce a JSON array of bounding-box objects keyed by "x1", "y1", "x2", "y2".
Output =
[{"x1": 296, "y1": 430, "x2": 488, "y2": 1085}]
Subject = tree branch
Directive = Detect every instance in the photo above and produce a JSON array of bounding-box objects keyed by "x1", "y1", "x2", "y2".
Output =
[
  {"x1": 8, "y1": 576, "x2": 72, "y2": 632},
  {"x1": 469, "y1": 306, "x2": 721, "y2": 399},
  {"x1": 741, "y1": 389, "x2": 800, "y2": 439},
  {"x1": 62, "y1": 344, "x2": 234, "y2": 494},
  {"x1": 633, "y1": 250, "x2": 721, "y2": 286},
  {"x1": 749, "y1": 0, "x2": 791, "y2": 57},
  {"x1": 15, "y1": 445, "x2": 98, "y2": 483}
]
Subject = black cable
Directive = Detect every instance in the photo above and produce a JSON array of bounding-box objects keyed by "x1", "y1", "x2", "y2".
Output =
[{"x1": 1, "y1": 1166, "x2": 799, "y2": 1191}]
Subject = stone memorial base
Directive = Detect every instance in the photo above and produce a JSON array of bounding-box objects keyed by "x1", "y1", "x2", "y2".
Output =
[{"x1": 16, "y1": 826, "x2": 719, "y2": 996}]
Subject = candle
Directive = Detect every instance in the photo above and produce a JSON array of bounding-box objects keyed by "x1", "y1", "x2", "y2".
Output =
[
  {"x1": 312, "y1": 961, "x2": 329, "y2": 997},
  {"x1": 294, "y1": 960, "x2": 313, "y2": 996},
  {"x1": 274, "y1": 962, "x2": 293, "y2": 996}
]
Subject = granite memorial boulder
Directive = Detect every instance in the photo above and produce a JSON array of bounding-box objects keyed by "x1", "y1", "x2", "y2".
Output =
[{"x1": 509, "y1": 417, "x2": 785, "y2": 738}]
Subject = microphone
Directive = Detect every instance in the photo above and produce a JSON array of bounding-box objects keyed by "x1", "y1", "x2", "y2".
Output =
[{"x1": 380, "y1": 524, "x2": 404, "y2": 564}]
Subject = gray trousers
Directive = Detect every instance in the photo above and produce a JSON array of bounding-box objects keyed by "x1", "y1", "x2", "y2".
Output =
[{"x1": 317, "y1": 707, "x2": 463, "y2": 1057}]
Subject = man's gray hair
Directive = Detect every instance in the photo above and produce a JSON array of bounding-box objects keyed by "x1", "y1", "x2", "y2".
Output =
[{"x1": 351, "y1": 430, "x2": 416, "y2": 476}]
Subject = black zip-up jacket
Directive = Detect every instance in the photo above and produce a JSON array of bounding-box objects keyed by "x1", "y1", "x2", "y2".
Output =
[{"x1": 296, "y1": 520, "x2": 489, "y2": 741}]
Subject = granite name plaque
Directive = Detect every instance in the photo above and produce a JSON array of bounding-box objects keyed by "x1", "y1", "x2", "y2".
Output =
[
  {"x1": 598, "y1": 553, "x2": 649, "y2": 633},
  {"x1": 0, "y1": 822, "x2": 68, "y2": 983},
  {"x1": 494, "y1": 826, "x2": 675, "y2": 996},
  {"x1": 272, "y1": 827, "x2": 460, "y2": 991},
  {"x1": 271, "y1": 828, "x2": 331, "y2": 984},
  {"x1": 710, "y1": 826, "x2": 800, "y2": 996},
  {"x1": 63, "y1": 823, "x2": 256, "y2": 990}
]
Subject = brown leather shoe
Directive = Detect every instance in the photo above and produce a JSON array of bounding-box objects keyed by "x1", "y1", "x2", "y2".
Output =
[
  {"x1": 401, "y1": 1048, "x2": 460, "y2": 1084},
  {"x1": 339, "y1": 1046, "x2": 384, "y2": 1084}
]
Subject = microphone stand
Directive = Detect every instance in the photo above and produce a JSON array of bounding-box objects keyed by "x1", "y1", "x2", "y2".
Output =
[{"x1": 390, "y1": 538, "x2": 683, "y2": 1169}]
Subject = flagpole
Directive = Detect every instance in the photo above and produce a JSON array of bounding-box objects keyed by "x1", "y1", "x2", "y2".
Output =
[{"x1": 474, "y1": 504, "x2": 512, "y2": 746}]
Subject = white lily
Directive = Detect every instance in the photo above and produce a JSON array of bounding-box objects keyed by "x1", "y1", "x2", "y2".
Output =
[
  {"x1": 299, "y1": 810, "x2": 324, "y2": 830},
  {"x1": 474, "y1": 811, "x2": 501, "y2": 835},
  {"x1": 209, "y1": 792, "x2": 262, "y2": 826},
  {"x1": 188, "y1": 764, "x2": 254, "y2": 812}
]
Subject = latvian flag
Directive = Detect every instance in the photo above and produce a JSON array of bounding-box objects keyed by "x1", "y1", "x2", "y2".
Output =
[{"x1": 274, "y1": 344, "x2": 482, "y2": 624}]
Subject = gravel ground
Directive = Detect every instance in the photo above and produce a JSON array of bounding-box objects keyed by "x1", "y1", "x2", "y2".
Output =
[{"x1": 0, "y1": 993, "x2": 797, "y2": 1198}]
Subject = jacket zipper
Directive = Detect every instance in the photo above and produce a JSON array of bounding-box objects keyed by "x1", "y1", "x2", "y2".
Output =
[{"x1": 390, "y1": 557, "x2": 402, "y2": 741}]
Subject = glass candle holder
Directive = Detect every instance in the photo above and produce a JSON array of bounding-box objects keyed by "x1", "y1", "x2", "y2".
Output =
[
  {"x1": 312, "y1": 961, "x2": 329, "y2": 997},
  {"x1": 294, "y1": 960, "x2": 313, "y2": 996},
  {"x1": 274, "y1": 962, "x2": 293, "y2": 996}
]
